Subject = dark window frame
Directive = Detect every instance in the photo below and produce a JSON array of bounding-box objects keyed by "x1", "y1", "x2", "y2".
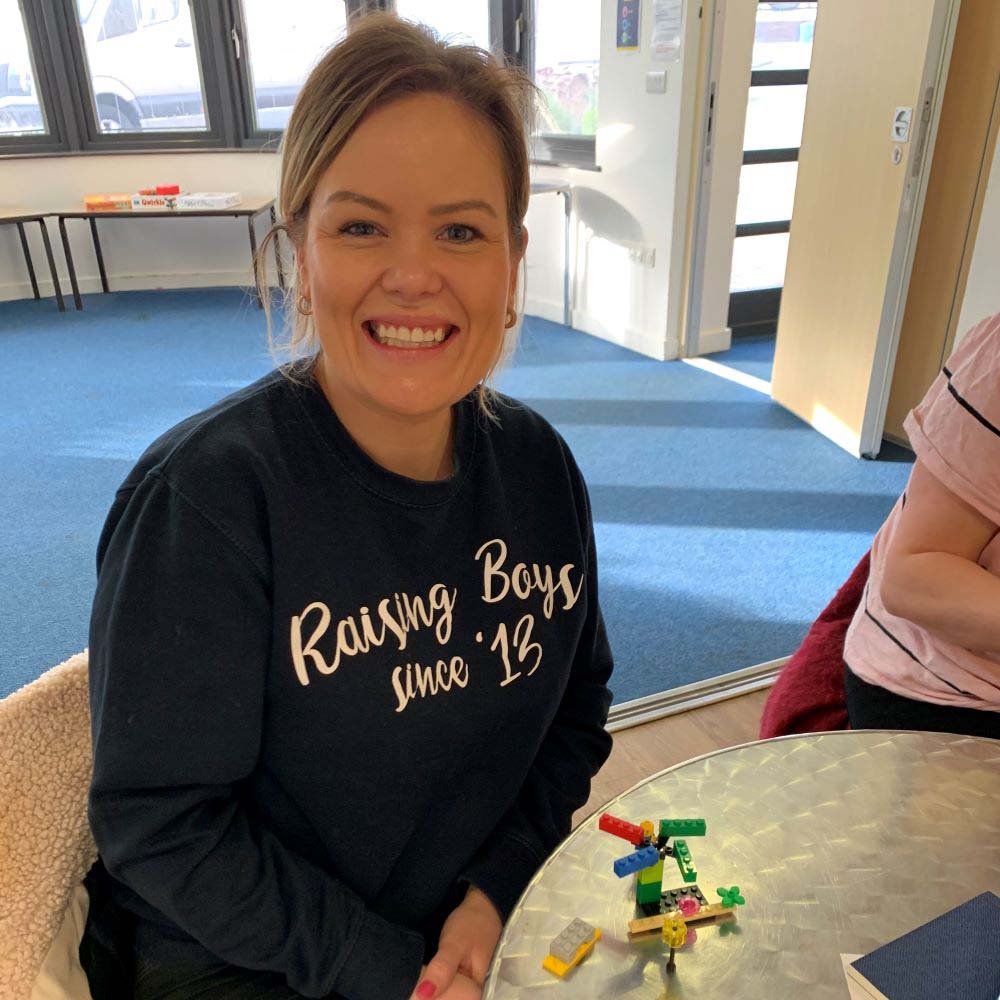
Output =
[
  {"x1": 230, "y1": 0, "x2": 380, "y2": 150},
  {"x1": 0, "y1": 1, "x2": 72, "y2": 154},
  {"x1": 0, "y1": 0, "x2": 365, "y2": 156},
  {"x1": 50, "y1": 0, "x2": 235, "y2": 151},
  {"x1": 1, "y1": 0, "x2": 600, "y2": 164}
]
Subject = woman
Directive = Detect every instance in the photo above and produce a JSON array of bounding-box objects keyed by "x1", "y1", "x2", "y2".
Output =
[
  {"x1": 84, "y1": 15, "x2": 613, "y2": 1000},
  {"x1": 843, "y1": 311, "x2": 1000, "y2": 738}
]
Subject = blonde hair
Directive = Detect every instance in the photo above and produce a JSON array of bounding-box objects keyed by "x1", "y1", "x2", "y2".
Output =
[{"x1": 256, "y1": 12, "x2": 539, "y2": 413}]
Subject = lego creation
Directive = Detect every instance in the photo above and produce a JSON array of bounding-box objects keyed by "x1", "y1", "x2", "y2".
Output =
[
  {"x1": 600, "y1": 812, "x2": 747, "y2": 959},
  {"x1": 601, "y1": 811, "x2": 708, "y2": 910}
]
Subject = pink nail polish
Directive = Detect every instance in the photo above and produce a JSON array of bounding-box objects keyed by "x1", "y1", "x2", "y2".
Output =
[{"x1": 417, "y1": 982, "x2": 437, "y2": 999}]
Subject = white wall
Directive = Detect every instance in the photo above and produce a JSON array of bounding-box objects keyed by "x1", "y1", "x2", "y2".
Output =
[
  {"x1": 0, "y1": 152, "x2": 280, "y2": 303},
  {"x1": 955, "y1": 122, "x2": 1000, "y2": 341},
  {"x1": 524, "y1": 0, "x2": 703, "y2": 359}
]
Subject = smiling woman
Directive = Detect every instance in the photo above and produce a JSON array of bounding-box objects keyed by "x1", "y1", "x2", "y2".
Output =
[
  {"x1": 294, "y1": 92, "x2": 523, "y2": 480},
  {"x1": 83, "y1": 13, "x2": 615, "y2": 1000},
  {"x1": 255, "y1": 16, "x2": 540, "y2": 480}
]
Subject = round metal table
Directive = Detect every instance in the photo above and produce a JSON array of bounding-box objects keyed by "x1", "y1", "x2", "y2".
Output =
[{"x1": 484, "y1": 731, "x2": 1000, "y2": 999}]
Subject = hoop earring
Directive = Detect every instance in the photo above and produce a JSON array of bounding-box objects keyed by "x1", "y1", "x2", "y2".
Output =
[
  {"x1": 504, "y1": 308, "x2": 517, "y2": 329},
  {"x1": 297, "y1": 294, "x2": 313, "y2": 316}
]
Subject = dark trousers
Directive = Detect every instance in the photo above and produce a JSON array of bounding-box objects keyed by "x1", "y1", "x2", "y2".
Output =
[
  {"x1": 81, "y1": 916, "x2": 346, "y2": 999},
  {"x1": 844, "y1": 666, "x2": 1000, "y2": 739},
  {"x1": 131, "y1": 925, "x2": 307, "y2": 1000},
  {"x1": 80, "y1": 860, "x2": 345, "y2": 1000}
]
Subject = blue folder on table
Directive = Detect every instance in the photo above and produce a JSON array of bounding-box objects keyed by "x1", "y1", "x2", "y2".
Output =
[{"x1": 846, "y1": 891, "x2": 1000, "y2": 1000}]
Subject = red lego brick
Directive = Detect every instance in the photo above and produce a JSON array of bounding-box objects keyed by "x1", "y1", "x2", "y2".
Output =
[{"x1": 599, "y1": 812, "x2": 645, "y2": 845}]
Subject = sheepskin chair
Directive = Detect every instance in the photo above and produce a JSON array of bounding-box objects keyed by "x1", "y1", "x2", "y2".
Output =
[{"x1": 0, "y1": 651, "x2": 97, "y2": 997}]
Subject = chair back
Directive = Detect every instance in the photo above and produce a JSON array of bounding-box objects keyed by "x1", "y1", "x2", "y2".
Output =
[{"x1": 0, "y1": 651, "x2": 97, "y2": 997}]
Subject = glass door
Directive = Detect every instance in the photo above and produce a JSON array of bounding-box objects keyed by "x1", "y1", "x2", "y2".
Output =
[{"x1": 728, "y1": 1, "x2": 817, "y2": 336}]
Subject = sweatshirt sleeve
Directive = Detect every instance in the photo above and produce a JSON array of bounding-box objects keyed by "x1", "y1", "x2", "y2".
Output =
[
  {"x1": 88, "y1": 471, "x2": 425, "y2": 1000},
  {"x1": 458, "y1": 452, "x2": 614, "y2": 920}
]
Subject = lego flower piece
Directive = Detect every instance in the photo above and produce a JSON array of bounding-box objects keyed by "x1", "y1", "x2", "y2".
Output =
[{"x1": 716, "y1": 886, "x2": 745, "y2": 907}]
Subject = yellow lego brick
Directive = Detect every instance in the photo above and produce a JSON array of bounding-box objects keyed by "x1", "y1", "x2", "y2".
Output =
[
  {"x1": 542, "y1": 927, "x2": 602, "y2": 977},
  {"x1": 542, "y1": 953, "x2": 572, "y2": 977},
  {"x1": 637, "y1": 859, "x2": 664, "y2": 885}
]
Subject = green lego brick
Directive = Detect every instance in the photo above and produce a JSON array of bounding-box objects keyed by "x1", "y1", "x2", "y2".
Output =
[
  {"x1": 673, "y1": 839, "x2": 697, "y2": 883},
  {"x1": 636, "y1": 879, "x2": 662, "y2": 905},
  {"x1": 659, "y1": 818, "x2": 706, "y2": 839},
  {"x1": 637, "y1": 859, "x2": 664, "y2": 886}
]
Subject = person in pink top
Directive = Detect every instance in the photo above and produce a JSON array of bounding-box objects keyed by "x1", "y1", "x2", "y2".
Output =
[{"x1": 842, "y1": 312, "x2": 1000, "y2": 738}]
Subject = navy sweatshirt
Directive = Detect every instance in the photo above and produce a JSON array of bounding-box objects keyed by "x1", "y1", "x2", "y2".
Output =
[{"x1": 87, "y1": 361, "x2": 614, "y2": 1000}]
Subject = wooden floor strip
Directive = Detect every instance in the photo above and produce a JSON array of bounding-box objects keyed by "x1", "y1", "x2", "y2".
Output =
[{"x1": 574, "y1": 688, "x2": 770, "y2": 827}]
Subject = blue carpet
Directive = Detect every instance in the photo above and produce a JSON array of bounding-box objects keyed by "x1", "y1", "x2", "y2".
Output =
[
  {"x1": 710, "y1": 334, "x2": 776, "y2": 382},
  {"x1": 0, "y1": 290, "x2": 913, "y2": 701},
  {"x1": 503, "y1": 320, "x2": 912, "y2": 702}
]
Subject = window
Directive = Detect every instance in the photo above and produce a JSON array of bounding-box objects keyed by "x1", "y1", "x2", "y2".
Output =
[
  {"x1": 531, "y1": 0, "x2": 600, "y2": 167},
  {"x1": 394, "y1": 0, "x2": 490, "y2": 50},
  {"x1": 0, "y1": 0, "x2": 599, "y2": 160},
  {"x1": 735, "y1": 161, "x2": 798, "y2": 226},
  {"x1": 237, "y1": 0, "x2": 348, "y2": 135},
  {"x1": 0, "y1": 2, "x2": 49, "y2": 138},
  {"x1": 139, "y1": 0, "x2": 181, "y2": 29},
  {"x1": 96, "y1": 0, "x2": 138, "y2": 41},
  {"x1": 74, "y1": 0, "x2": 208, "y2": 134},
  {"x1": 729, "y1": 1, "x2": 817, "y2": 334},
  {"x1": 533, "y1": 0, "x2": 599, "y2": 136}
]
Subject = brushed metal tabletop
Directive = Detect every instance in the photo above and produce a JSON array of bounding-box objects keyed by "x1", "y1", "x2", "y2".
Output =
[{"x1": 484, "y1": 731, "x2": 1000, "y2": 999}]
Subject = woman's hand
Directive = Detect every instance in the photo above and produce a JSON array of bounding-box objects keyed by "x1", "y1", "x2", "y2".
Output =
[
  {"x1": 410, "y1": 886, "x2": 502, "y2": 998},
  {"x1": 431, "y1": 971, "x2": 483, "y2": 1000}
]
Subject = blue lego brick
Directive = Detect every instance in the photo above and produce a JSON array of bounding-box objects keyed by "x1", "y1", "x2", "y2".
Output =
[{"x1": 613, "y1": 845, "x2": 660, "y2": 878}]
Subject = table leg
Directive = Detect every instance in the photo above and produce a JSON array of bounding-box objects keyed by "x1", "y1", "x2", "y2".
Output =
[
  {"x1": 89, "y1": 217, "x2": 110, "y2": 293},
  {"x1": 248, "y1": 213, "x2": 261, "y2": 308},
  {"x1": 58, "y1": 217, "x2": 83, "y2": 311},
  {"x1": 562, "y1": 189, "x2": 572, "y2": 328},
  {"x1": 37, "y1": 219, "x2": 65, "y2": 312},
  {"x1": 270, "y1": 205, "x2": 285, "y2": 291},
  {"x1": 16, "y1": 222, "x2": 41, "y2": 300}
]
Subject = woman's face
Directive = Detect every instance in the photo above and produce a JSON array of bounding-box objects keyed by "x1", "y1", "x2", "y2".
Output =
[{"x1": 297, "y1": 92, "x2": 527, "y2": 424}]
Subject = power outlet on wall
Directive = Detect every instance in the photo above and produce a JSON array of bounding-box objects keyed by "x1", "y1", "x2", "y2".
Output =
[{"x1": 628, "y1": 246, "x2": 656, "y2": 268}]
